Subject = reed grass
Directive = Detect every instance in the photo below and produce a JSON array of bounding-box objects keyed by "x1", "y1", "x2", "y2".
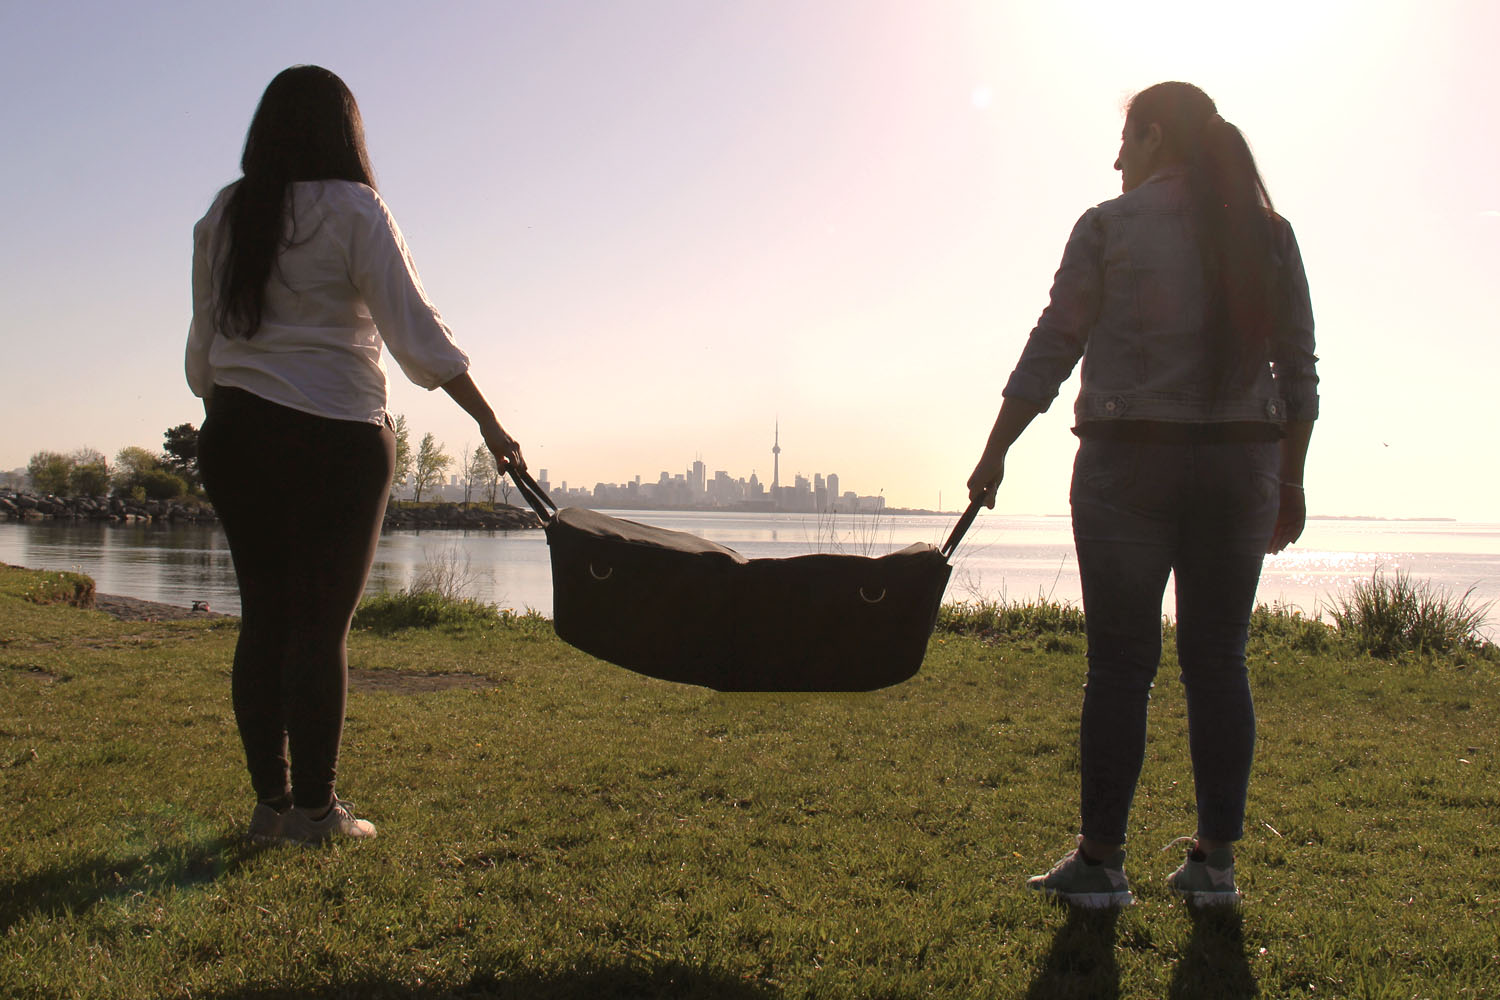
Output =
[
  {"x1": 936, "y1": 598, "x2": 1088, "y2": 645},
  {"x1": 1325, "y1": 570, "x2": 1494, "y2": 659}
]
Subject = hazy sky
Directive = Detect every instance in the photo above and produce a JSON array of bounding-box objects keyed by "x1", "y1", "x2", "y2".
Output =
[{"x1": 3, "y1": 1, "x2": 1497, "y2": 518}]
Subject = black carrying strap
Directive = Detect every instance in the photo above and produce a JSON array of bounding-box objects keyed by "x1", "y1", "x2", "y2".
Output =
[
  {"x1": 508, "y1": 466, "x2": 558, "y2": 523},
  {"x1": 940, "y1": 497, "x2": 985, "y2": 561}
]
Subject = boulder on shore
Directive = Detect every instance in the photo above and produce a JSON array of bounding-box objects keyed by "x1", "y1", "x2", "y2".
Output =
[
  {"x1": 382, "y1": 502, "x2": 540, "y2": 532},
  {"x1": 0, "y1": 489, "x2": 217, "y2": 524}
]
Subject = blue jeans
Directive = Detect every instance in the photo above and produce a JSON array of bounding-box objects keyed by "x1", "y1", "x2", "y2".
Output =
[{"x1": 1070, "y1": 436, "x2": 1280, "y2": 844}]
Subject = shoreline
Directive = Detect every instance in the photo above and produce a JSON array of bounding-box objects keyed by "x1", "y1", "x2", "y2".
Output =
[
  {"x1": 0, "y1": 487, "x2": 542, "y2": 532},
  {"x1": 94, "y1": 592, "x2": 229, "y2": 622}
]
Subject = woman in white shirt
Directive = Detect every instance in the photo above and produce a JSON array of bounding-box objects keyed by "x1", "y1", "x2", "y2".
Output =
[{"x1": 187, "y1": 65, "x2": 525, "y2": 846}]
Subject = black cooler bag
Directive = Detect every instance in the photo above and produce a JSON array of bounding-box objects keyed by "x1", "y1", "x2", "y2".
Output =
[{"x1": 512, "y1": 471, "x2": 977, "y2": 692}]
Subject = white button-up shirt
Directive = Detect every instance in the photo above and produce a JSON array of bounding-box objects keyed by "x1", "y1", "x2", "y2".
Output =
[{"x1": 186, "y1": 179, "x2": 470, "y2": 424}]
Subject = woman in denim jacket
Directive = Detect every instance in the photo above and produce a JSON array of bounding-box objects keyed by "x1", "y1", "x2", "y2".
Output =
[{"x1": 967, "y1": 82, "x2": 1318, "y2": 908}]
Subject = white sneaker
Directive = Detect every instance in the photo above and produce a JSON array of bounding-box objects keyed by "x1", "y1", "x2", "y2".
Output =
[
  {"x1": 1026, "y1": 839, "x2": 1135, "y2": 908},
  {"x1": 1167, "y1": 843, "x2": 1241, "y2": 905},
  {"x1": 281, "y1": 798, "x2": 377, "y2": 845},
  {"x1": 247, "y1": 802, "x2": 288, "y2": 844}
]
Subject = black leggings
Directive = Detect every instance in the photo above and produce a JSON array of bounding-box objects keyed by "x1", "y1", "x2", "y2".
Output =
[{"x1": 198, "y1": 386, "x2": 395, "y2": 809}]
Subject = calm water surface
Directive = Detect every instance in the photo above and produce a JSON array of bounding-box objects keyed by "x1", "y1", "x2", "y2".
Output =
[{"x1": 3, "y1": 512, "x2": 1497, "y2": 635}]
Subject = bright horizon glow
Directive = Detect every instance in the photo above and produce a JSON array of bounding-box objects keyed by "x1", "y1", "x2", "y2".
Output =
[{"x1": 3, "y1": 2, "x2": 1499, "y2": 518}]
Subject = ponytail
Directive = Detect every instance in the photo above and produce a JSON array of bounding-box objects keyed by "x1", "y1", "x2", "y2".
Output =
[
  {"x1": 1126, "y1": 83, "x2": 1278, "y2": 385},
  {"x1": 1194, "y1": 114, "x2": 1276, "y2": 357}
]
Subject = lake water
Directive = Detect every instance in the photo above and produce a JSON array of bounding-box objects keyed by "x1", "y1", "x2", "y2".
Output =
[{"x1": 3, "y1": 512, "x2": 1498, "y2": 636}]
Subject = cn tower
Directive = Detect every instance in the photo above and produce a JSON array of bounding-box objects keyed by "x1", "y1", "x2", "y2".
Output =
[{"x1": 771, "y1": 420, "x2": 781, "y2": 492}]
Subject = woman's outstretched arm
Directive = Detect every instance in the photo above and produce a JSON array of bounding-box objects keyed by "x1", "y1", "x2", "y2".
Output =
[
  {"x1": 967, "y1": 397, "x2": 1043, "y2": 508},
  {"x1": 440, "y1": 372, "x2": 526, "y2": 474}
]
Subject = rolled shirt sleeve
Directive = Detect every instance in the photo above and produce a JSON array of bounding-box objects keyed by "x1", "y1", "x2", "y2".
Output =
[
  {"x1": 1001, "y1": 209, "x2": 1104, "y2": 411},
  {"x1": 185, "y1": 208, "x2": 221, "y2": 398},
  {"x1": 346, "y1": 189, "x2": 470, "y2": 391}
]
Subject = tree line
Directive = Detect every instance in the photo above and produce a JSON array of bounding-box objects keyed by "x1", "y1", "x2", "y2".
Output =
[
  {"x1": 20, "y1": 417, "x2": 513, "y2": 508},
  {"x1": 392, "y1": 415, "x2": 513, "y2": 506},
  {"x1": 23, "y1": 425, "x2": 202, "y2": 501}
]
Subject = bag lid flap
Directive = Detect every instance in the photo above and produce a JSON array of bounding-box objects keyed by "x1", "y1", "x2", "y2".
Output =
[{"x1": 552, "y1": 507, "x2": 749, "y2": 562}]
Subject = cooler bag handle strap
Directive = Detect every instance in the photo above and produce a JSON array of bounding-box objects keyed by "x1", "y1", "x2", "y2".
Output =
[
  {"x1": 507, "y1": 466, "x2": 558, "y2": 523},
  {"x1": 940, "y1": 497, "x2": 985, "y2": 560}
]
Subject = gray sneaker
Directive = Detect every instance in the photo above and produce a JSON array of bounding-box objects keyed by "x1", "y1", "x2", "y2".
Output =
[
  {"x1": 1167, "y1": 844, "x2": 1241, "y2": 905},
  {"x1": 1027, "y1": 840, "x2": 1134, "y2": 908},
  {"x1": 247, "y1": 802, "x2": 288, "y2": 844},
  {"x1": 281, "y1": 798, "x2": 377, "y2": 845}
]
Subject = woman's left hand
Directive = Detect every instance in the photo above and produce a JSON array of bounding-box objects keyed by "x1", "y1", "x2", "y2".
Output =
[{"x1": 1268, "y1": 483, "x2": 1306, "y2": 554}]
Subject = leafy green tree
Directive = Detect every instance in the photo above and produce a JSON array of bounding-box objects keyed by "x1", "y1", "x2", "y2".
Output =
[
  {"x1": 27, "y1": 451, "x2": 73, "y2": 495},
  {"x1": 138, "y1": 469, "x2": 188, "y2": 500},
  {"x1": 113, "y1": 446, "x2": 164, "y2": 498},
  {"x1": 162, "y1": 424, "x2": 200, "y2": 488},
  {"x1": 411, "y1": 433, "x2": 451, "y2": 503},
  {"x1": 391, "y1": 414, "x2": 412, "y2": 497},
  {"x1": 70, "y1": 448, "x2": 112, "y2": 496}
]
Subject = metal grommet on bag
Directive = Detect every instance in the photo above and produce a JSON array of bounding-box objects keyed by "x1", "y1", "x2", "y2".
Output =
[
  {"x1": 589, "y1": 563, "x2": 613, "y2": 581},
  {"x1": 858, "y1": 587, "x2": 886, "y2": 604}
]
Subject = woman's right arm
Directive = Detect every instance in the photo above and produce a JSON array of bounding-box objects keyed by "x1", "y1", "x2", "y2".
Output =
[
  {"x1": 967, "y1": 397, "x2": 1042, "y2": 507},
  {"x1": 968, "y1": 211, "x2": 1103, "y2": 506}
]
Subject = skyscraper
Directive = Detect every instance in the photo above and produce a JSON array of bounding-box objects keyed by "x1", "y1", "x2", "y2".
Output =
[{"x1": 771, "y1": 420, "x2": 781, "y2": 492}]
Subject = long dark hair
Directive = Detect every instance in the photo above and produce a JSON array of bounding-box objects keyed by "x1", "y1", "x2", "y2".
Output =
[
  {"x1": 1126, "y1": 82, "x2": 1277, "y2": 383},
  {"x1": 214, "y1": 66, "x2": 375, "y2": 338}
]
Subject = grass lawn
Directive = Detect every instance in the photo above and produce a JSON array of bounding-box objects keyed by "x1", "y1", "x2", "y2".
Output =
[{"x1": 1, "y1": 564, "x2": 1496, "y2": 999}]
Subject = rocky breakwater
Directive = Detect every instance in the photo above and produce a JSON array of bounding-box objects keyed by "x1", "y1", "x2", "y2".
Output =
[
  {"x1": 383, "y1": 502, "x2": 541, "y2": 531},
  {"x1": 1, "y1": 488, "x2": 543, "y2": 532},
  {"x1": 0, "y1": 489, "x2": 217, "y2": 524}
]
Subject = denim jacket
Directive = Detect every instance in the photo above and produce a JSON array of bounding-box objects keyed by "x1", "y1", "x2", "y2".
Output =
[{"x1": 1002, "y1": 166, "x2": 1318, "y2": 426}]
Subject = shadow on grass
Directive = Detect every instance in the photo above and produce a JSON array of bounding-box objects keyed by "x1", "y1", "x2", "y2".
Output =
[
  {"x1": 1168, "y1": 906, "x2": 1256, "y2": 999},
  {"x1": 1023, "y1": 906, "x2": 1122, "y2": 1000},
  {"x1": 0, "y1": 834, "x2": 263, "y2": 934},
  {"x1": 197, "y1": 959, "x2": 779, "y2": 999}
]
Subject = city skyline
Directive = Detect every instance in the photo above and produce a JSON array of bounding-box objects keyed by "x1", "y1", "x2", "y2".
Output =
[{"x1": 406, "y1": 423, "x2": 889, "y2": 513}]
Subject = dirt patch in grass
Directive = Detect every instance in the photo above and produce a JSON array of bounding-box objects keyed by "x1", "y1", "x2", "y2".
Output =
[
  {"x1": 349, "y1": 668, "x2": 499, "y2": 694},
  {"x1": 6, "y1": 664, "x2": 67, "y2": 683}
]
